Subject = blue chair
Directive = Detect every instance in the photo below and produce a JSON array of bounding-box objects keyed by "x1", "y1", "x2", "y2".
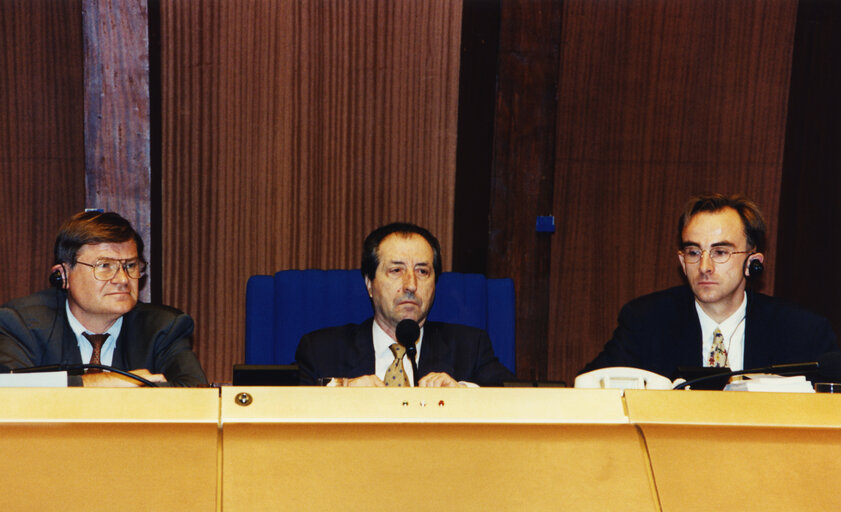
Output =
[{"x1": 245, "y1": 269, "x2": 516, "y2": 373}]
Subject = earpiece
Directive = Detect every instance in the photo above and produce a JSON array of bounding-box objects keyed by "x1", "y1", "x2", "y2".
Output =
[
  {"x1": 49, "y1": 267, "x2": 66, "y2": 289},
  {"x1": 747, "y1": 258, "x2": 764, "y2": 278}
]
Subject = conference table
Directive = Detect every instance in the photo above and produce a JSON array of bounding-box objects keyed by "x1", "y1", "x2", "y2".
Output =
[{"x1": 2, "y1": 387, "x2": 840, "y2": 511}]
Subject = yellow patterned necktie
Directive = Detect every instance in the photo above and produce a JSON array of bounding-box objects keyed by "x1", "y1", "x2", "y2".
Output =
[
  {"x1": 708, "y1": 327, "x2": 728, "y2": 367},
  {"x1": 384, "y1": 343, "x2": 409, "y2": 387}
]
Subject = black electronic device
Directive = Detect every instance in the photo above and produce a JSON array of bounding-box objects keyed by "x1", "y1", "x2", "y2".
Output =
[
  {"x1": 232, "y1": 364, "x2": 300, "y2": 386},
  {"x1": 49, "y1": 269, "x2": 64, "y2": 289},
  {"x1": 674, "y1": 352, "x2": 841, "y2": 390},
  {"x1": 747, "y1": 258, "x2": 764, "y2": 277},
  {"x1": 396, "y1": 319, "x2": 420, "y2": 386}
]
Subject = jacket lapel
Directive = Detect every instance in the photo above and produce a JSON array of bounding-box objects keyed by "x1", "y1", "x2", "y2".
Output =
[
  {"x1": 743, "y1": 290, "x2": 770, "y2": 368},
  {"x1": 664, "y1": 286, "x2": 704, "y2": 373},
  {"x1": 417, "y1": 322, "x2": 454, "y2": 377},
  {"x1": 347, "y1": 318, "x2": 376, "y2": 377},
  {"x1": 56, "y1": 295, "x2": 83, "y2": 366}
]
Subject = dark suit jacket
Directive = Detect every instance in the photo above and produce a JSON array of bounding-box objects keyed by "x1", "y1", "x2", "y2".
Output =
[
  {"x1": 581, "y1": 285, "x2": 839, "y2": 380},
  {"x1": 0, "y1": 289, "x2": 208, "y2": 387},
  {"x1": 295, "y1": 318, "x2": 515, "y2": 386}
]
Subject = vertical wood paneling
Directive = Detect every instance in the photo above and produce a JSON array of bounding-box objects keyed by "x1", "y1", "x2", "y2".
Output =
[
  {"x1": 548, "y1": 0, "x2": 797, "y2": 385},
  {"x1": 82, "y1": 0, "x2": 152, "y2": 300},
  {"x1": 0, "y1": 0, "x2": 86, "y2": 303},
  {"x1": 160, "y1": 0, "x2": 463, "y2": 383}
]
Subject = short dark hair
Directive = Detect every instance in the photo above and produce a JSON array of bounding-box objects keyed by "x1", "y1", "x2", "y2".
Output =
[
  {"x1": 54, "y1": 211, "x2": 145, "y2": 265},
  {"x1": 361, "y1": 223, "x2": 442, "y2": 282},
  {"x1": 678, "y1": 194, "x2": 766, "y2": 251}
]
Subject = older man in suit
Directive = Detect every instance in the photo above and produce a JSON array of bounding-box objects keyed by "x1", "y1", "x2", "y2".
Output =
[
  {"x1": 296, "y1": 222, "x2": 514, "y2": 387},
  {"x1": 581, "y1": 194, "x2": 838, "y2": 379},
  {"x1": 0, "y1": 211, "x2": 207, "y2": 387}
]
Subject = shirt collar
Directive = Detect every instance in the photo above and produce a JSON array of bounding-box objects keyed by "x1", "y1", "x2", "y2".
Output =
[
  {"x1": 695, "y1": 291, "x2": 747, "y2": 332},
  {"x1": 65, "y1": 300, "x2": 124, "y2": 340},
  {"x1": 372, "y1": 319, "x2": 424, "y2": 359}
]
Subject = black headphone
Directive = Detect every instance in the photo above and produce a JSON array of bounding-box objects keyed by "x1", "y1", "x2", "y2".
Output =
[
  {"x1": 49, "y1": 266, "x2": 66, "y2": 289},
  {"x1": 746, "y1": 257, "x2": 764, "y2": 278}
]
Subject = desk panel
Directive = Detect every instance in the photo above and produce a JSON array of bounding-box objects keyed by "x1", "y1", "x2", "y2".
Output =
[
  {"x1": 626, "y1": 390, "x2": 841, "y2": 512},
  {"x1": 0, "y1": 388, "x2": 219, "y2": 512},
  {"x1": 220, "y1": 388, "x2": 658, "y2": 512}
]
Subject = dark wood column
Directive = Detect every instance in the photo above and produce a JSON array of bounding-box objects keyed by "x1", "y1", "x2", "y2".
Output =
[
  {"x1": 776, "y1": 0, "x2": 841, "y2": 337},
  {"x1": 486, "y1": 0, "x2": 564, "y2": 381}
]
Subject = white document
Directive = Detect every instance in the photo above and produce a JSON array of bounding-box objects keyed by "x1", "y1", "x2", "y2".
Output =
[
  {"x1": 0, "y1": 371, "x2": 68, "y2": 387},
  {"x1": 724, "y1": 374, "x2": 814, "y2": 393}
]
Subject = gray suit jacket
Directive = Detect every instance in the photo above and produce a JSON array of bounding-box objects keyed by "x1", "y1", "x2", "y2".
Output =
[{"x1": 0, "y1": 289, "x2": 207, "y2": 387}]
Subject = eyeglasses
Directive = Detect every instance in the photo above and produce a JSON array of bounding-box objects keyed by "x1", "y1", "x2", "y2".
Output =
[
  {"x1": 75, "y1": 258, "x2": 147, "y2": 280},
  {"x1": 681, "y1": 246, "x2": 752, "y2": 264}
]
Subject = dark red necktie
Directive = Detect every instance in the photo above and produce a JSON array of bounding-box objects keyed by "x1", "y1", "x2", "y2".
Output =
[{"x1": 82, "y1": 333, "x2": 110, "y2": 372}]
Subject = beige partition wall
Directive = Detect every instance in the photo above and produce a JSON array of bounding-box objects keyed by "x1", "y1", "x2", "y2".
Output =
[{"x1": 159, "y1": 0, "x2": 463, "y2": 383}]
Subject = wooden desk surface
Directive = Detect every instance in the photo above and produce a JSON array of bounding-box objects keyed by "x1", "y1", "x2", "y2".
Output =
[
  {"x1": 220, "y1": 386, "x2": 629, "y2": 423},
  {"x1": 6, "y1": 387, "x2": 841, "y2": 511}
]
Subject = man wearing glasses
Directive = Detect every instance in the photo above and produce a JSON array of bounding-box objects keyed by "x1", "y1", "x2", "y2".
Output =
[
  {"x1": 581, "y1": 194, "x2": 838, "y2": 379},
  {"x1": 0, "y1": 211, "x2": 207, "y2": 387}
]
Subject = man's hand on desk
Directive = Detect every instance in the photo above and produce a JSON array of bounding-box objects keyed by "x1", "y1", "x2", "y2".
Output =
[
  {"x1": 418, "y1": 372, "x2": 465, "y2": 387},
  {"x1": 82, "y1": 369, "x2": 167, "y2": 387},
  {"x1": 329, "y1": 373, "x2": 466, "y2": 387},
  {"x1": 343, "y1": 375, "x2": 386, "y2": 387}
]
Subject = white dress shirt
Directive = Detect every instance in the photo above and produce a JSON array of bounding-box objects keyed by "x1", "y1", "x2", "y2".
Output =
[
  {"x1": 65, "y1": 301, "x2": 122, "y2": 366},
  {"x1": 373, "y1": 320, "x2": 422, "y2": 386}
]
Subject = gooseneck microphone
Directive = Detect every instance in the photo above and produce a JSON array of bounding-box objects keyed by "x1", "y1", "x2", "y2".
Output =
[
  {"x1": 9, "y1": 363, "x2": 159, "y2": 387},
  {"x1": 396, "y1": 319, "x2": 421, "y2": 386},
  {"x1": 673, "y1": 352, "x2": 841, "y2": 390}
]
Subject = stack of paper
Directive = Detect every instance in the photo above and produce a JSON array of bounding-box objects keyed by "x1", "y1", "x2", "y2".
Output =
[{"x1": 723, "y1": 374, "x2": 815, "y2": 393}]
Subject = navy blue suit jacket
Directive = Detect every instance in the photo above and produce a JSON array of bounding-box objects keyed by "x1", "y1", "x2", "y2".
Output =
[
  {"x1": 295, "y1": 318, "x2": 515, "y2": 386},
  {"x1": 582, "y1": 286, "x2": 839, "y2": 379}
]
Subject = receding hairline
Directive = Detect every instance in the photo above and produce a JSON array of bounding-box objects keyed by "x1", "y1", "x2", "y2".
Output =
[{"x1": 680, "y1": 206, "x2": 753, "y2": 248}]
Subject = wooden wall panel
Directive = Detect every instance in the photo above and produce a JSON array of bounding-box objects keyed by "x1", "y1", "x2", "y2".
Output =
[
  {"x1": 547, "y1": 0, "x2": 797, "y2": 384},
  {"x1": 487, "y1": 0, "x2": 563, "y2": 381},
  {"x1": 0, "y1": 0, "x2": 86, "y2": 303},
  {"x1": 160, "y1": 0, "x2": 463, "y2": 383},
  {"x1": 83, "y1": 0, "x2": 152, "y2": 301},
  {"x1": 776, "y1": 0, "x2": 841, "y2": 339}
]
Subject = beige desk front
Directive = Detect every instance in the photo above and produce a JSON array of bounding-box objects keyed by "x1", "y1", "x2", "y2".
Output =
[
  {"x1": 625, "y1": 390, "x2": 841, "y2": 512},
  {"x1": 220, "y1": 387, "x2": 658, "y2": 512},
  {"x1": 0, "y1": 388, "x2": 219, "y2": 512}
]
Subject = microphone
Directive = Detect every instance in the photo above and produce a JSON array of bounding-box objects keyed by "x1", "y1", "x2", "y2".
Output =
[
  {"x1": 396, "y1": 319, "x2": 420, "y2": 386},
  {"x1": 9, "y1": 363, "x2": 159, "y2": 387},
  {"x1": 673, "y1": 352, "x2": 841, "y2": 390}
]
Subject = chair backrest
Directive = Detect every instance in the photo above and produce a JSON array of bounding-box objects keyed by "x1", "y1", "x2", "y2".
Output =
[{"x1": 245, "y1": 269, "x2": 516, "y2": 372}]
